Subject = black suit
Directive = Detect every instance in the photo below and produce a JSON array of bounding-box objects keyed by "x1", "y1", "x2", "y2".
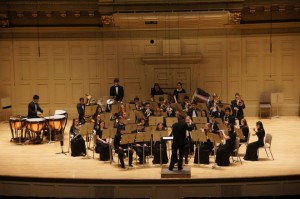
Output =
[
  {"x1": 224, "y1": 114, "x2": 236, "y2": 126},
  {"x1": 231, "y1": 99, "x2": 245, "y2": 123},
  {"x1": 187, "y1": 108, "x2": 200, "y2": 118},
  {"x1": 27, "y1": 101, "x2": 43, "y2": 118},
  {"x1": 211, "y1": 122, "x2": 219, "y2": 133},
  {"x1": 77, "y1": 103, "x2": 85, "y2": 123},
  {"x1": 212, "y1": 110, "x2": 225, "y2": 119},
  {"x1": 132, "y1": 130, "x2": 150, "y2": 163},
  {"x1": 169, "y1": 120, "x2": 192, "y2": 170},
  {"x1": 110, "y1": 85, "x2": 124, "y2": 102}
]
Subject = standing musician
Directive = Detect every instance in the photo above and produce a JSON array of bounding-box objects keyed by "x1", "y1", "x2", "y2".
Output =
[
  {"x1": 152, "y1": 122, "x2": 168, "y2": 164},
  {"x1": 70, "y1": 118, "x2": 86, "y2": 157},
  {"x1": 173, "y1": 82, "x2": 186, "y2": 103},
  {"x1": 27, "y1": 95, "x2": 43, "y2": 118},
  {"x1": 168, "y1": 114, "x2": 192, "y2": 171},
  {"x1": 224, "y1": 107, "x2": 236, "y2": 126},
  {"x1": 77, "y1": 97, "x2": 85, "y2": 124},
  {"x1": 110, "y1": 78, "x2": 124, "y2": 102},
  {"x1": 184, "y1": 116, "x2": 196, "y2": 164},
  {"x1": 94, "y1": 116, "x2": 110, "y2": 161},
  {"x1": 187, "y1": 102, "x2": 200, "y2": 119},
  {"x1": 231, "y1": 93, "x2": 246, "y2": 124},
  {"x1": 114, "y1": 116, "x2": 133, "y2": 168},
  {"x1": 181, "y1": 96, "x2": 191, "y2": 112},
  {"x1": 151, "y1": 83, "x2": 164, "y2": 101},
  {"x1": 208, "y1": 93, "x2": 221, "y2": 115},
  {"x1": 132, "y1": 123, "x2": 150, "y2": 164}
]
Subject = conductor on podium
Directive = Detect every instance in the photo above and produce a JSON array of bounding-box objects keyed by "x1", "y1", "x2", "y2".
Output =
[{"x1": 169, "y1": 114, "x2": 192, "y2": 171}]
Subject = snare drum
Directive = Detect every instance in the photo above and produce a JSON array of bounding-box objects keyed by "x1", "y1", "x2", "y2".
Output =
[
  {"x1": 26, "y1": 118, "x2": 46, "y2": 133},
  {"x1": 45, "y1": 115, "x2": 66, "y2": 132}
]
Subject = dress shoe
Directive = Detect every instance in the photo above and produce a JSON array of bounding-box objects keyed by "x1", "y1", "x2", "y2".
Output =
[{"x1": 178, "y1": 167, "x2": 183, "y2": 171}]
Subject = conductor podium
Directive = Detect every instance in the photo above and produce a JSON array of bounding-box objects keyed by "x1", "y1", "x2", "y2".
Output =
[{"x1": 161, "y1": 167, "x2": 191, "y2": 178}]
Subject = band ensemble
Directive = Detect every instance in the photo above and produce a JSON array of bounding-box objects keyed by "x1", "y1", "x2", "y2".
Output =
[{"x1": 9, "y1": 78, "x2": 266, "y2": 171}]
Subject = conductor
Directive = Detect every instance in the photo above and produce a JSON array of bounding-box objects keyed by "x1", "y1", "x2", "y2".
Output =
[{"x1": 169, "y1": 114, "x2": 192, "y2": 171}]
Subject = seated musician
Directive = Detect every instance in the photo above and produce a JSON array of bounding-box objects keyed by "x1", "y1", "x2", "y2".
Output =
[
  {"x1": 152, "y1": 122, "x2": 168, "y2": 164},
  {"x1": 200, "y1": 110, "x2": 209, "y2": 123},
  {"x1": 166, "y1": 102, "x2": 176, "y2": 117},
  {"x1": 77, "y1": 97, "x2": 85, "y2": 124},
  {"x1": 114, "y1": 116, "x2": 133, "y2": 168},
  {"x1": 184, "y1": 116, "x2": 196, "y2": 164},
  {"x1": 224, "y1": 107, "x2": 236, "y2": 126},
  {"x1": 93, "y1": 106, "x2": 103, "y2": 121},
  {"x1": 210, "y1": 116, "x2": 219, "y2": 133},
  {"x1": 158, "y1": 97, "x2": 167, "y2": 112},
  {"x1": 110, "y1": 78, "x2": 124, "y2": 102},
  {"x1": 187, "y1": 102, "x2": 200, "y2": 118},
  {"x1": 208, "y1": 93, "x2": 221, "y2": 115},
  {"x1": 194, "y1": 123, "x2": 214, "y2": 164},
  {"x1": 130, "y1": 97, "x2": 143, "y2": 110},
  {"x1": 173, "y1": 82, "x2": 186, "y2": 103},
  {"x1": 240, "y1": 118, "x2": 249, "y2": 146},
  {"x1": 151, "y1": 83, "x2": 164, "y2": 101},
  {"x1": 212, "y1": 104, "x2": 225, "y2": 120},
  {"x1": 111, "y1": 103, "x2": 127, "y2": 120},
  {"x1": 215, "y1": 124, "x2": 236, "y2": 166},
  {"x1": 181, "y1": 96, "x2": 191, "y2": 112},
  {"x1": 231, "y1": 93, "x2": 246, "y2": 124},
  {"x1": 143, "y1": 102, "x2": 154, "y2": 125},
  {"x1": 94, "y1": 115, "x2": 110, "y2": 161},
  {"x1": 132, "y1": 123, "x2": 150, "y2": 164},
  {"x1": 27, "y1": 95, "x2": 43, "y2": 118},
  {"x1": 70, "y1": 118, "x2": 86, "y2": 157}
]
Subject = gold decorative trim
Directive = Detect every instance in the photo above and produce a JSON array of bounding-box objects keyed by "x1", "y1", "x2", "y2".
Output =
[{"x1": 101, "y1": 15, "x2": 113, "y2": 25}]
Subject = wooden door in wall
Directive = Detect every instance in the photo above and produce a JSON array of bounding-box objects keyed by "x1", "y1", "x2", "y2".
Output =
[{"x1": 154, "y1": 68, "x2": 191, "y2": 96}]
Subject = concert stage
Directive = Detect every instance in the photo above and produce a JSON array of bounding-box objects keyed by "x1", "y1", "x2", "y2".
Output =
[{"x1": 0, "y1": 117, "x2": 299, "y2": 198}]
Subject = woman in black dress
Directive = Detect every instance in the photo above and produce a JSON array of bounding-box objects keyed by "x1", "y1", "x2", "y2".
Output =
[
  {"x1": 152, "y1": 122, "x2": 168, "y2": 164},
  {"x1": 93, "y1": 106, "x2": 103, "y2": 121},
  {"x1": 94, "y1": 115, "x2": 110, "y2": 161},
  {"x1": 70, "y1": 118, "x2": 86, "y2": 157},
  {"x1": 151, "y1": 83, "x2": 164, "y2": 101},
  {"x1": 194, "y1": 123, "x2": 214, "y2": 164},
  {"x1": 240, "y1": 118, "x2": 249, "y2": 144},
  {"x1": 215, "y1": 124, "x2": 236, "y2": 166},
  {"x1": 173, "y1": 82, "x2": 186, "y2": 103},
  {"x1": 244, "y1": 121, "x2": 265, "y2": 161}
]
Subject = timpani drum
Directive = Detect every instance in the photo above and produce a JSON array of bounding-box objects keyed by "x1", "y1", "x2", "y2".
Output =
[
  {"x1": 26, "y1": 118, "x2": 46, "y2": 143},
  {"x1": 54, "y1": 110, "x2": 66, "y2": 116},
  {"x1": 9, "y1": 116, "x2": 27, "y2": 142},
  {"x1": 44, "y1": 115, "x2": 66, "y2": 132}
]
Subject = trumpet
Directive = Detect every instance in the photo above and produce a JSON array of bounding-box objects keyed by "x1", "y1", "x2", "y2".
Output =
[{"x1": 160, "y1": 103, "x2": 167, "y2": 110}]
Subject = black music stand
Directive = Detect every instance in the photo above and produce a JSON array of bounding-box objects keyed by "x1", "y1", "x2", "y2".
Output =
[
  {"x1": 79, "y1": 123, "x2": 94, "y2": 159},
  {"x1": 191, "y1": 130, "x2": 207, "y2": 166},
  {"x1": 208, "y1": 133, "x2": 222, "y2": 169},
  {"x1": 120, "y1": 133, "x2": 136, "y2": 169},
  {"x1": 135, "y1": 131, "x2": 152, "y2": 165},
  {"x1": 101, "y1": 128, "x2": 116, "y2": 164},
  {"x1": 152, "y1": 130, "x2": 169, "y2": 166}
]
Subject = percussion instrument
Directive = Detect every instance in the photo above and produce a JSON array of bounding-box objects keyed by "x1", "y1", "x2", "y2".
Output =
[
  {"x1": 54, "y1": 110, "x2": 66, "y2": 116},
  {"x1": 9, "y1": 116, "x2": 27, "y2": 142},
  {"x1": 44, "y1": 115, "x2": 66, "y2": 132},
  {"x1": 26, "y1": 118, "x2": 46, "y2": 133}
]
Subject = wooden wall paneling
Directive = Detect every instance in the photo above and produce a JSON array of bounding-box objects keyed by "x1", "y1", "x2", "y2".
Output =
[{"x1": 54, "y1": 83, "x2": 68, "y2": 105}]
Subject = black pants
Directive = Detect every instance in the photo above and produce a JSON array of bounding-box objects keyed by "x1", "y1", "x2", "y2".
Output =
[
  {"x1": 135, "y1": 146, "x2": 150, "y2": 163},
  {"x1": 169, "y1": 144, "x2": 184, "y2": 170},
  {"x1": 117, "y1": 149, "x2": 133, "y2": 166}
]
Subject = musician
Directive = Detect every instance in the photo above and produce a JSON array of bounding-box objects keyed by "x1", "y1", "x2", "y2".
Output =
[
  {"x1": 93, "y1": 106, "x2": 103, "y2": 121},
  {"x1": 166, "y1": 102, "x2": 176, "y2": 117},
  {"x1": 244, "y1": 121, "x2": 265, "y2": 161},
  {"x1": 184, "y1": 116, "x2": 196, "y2": 164},
  {"x1": 210, "y1": 116, "x2": 220, "y2": 133},
  {"x1": 143, "y1": 103, "x2": 154, "y2": 124},
  {"x1": 173, "y1": 82, "x2": 186, "y2": 103},
  {"x1": 154, "y1": 108, "x2": 163, "y2": 117},
  {"x1": 77, "y1": 97, "x2": 85, "y2": 124},
  {"x1": 215, "y1": 124, "x2": 236, "y2": 166},
  {"x1": 168, "y1": 114, "x2": 192, "y2": 171},
  {"x1": 94, "y1": 116, "x2": 110, "y2": 161},
  {"x1": 132, "y1": 123, "x2": 150, "y2": 164},
  {"x1": 231, "y1": 93, "x2": 246, "y2": 124},
  {"x1": 152, "y1": 122, "x2": 168, "y2": 164},
  {"x1": 70, "y1": 118, "x2": 86, "y2": 157},
  {"x1": 114, "y1": 116, "x2": 133, "y2": 168},
  {"x1": 224, "y1": 107, "x2": 236, "y2": 126},
  {"x1": 208, "y1": 93, "x2": 221, "y2": 115},
  {"x1": 131, "y1": 97, "x2": 143, "y2": 110},
  {"x1": 181, "y1": 96, "x2": 191, "y2": 112},
  {"x1": 240, "y1": 118, "x2": 249, "y2": 144},
  {"x1": 27, "y1": 95, "x2": 43, "y2": 118},
  {"x1": 151, "y1": 83, "x2": 164, "y2": 101},
  {"x1": 158, "y1": 97, "x2": 167, "y2": 112},
  {"x1": 187, "y1": 102, "x2": 200, "y2": 118},
  {"x1": 194, "y1": 123, "x2": 214, "y2": 164},
  {"x1": 110, "y1": 78, "x2": 124, "y2": 102},
  {"x1": 212, "y1": 104, "x2": 225, "y2": 120}
]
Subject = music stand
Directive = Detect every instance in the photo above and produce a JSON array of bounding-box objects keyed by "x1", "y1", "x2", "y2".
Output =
[
  {"x1": 135, "y1": 110, "x2": 145, "y2": 120},
  {"x1": 149, "y1": 116, "x2": 164, "y2": 126},
  {"x1": 271, "y1": 92, "x2": 284, "y2": 118},
  {"x1": 79, "y1": 123, "x2": 94, "y2": 159},
  {"x1": 120, "y1": 133, "x2": 136, "y2": 169},
  {"x1": 84, "y1": 105, "x2": 98, "y2": 122},
  {"x1": 191, "y1": 130, "x2": 207, "y2": 166},
  {"x1": 193, "y1": 117, "x2": 207, "y2": 124},
  {"x1": 235, "y1": 128, "x2": 245, "y2": 140},
  {"x1": 152, "y1": 130, "x2": 169, "y2": 166},
  {"x1": 101, "y1": 128, "x2": 116, "y2": 164},
  {"x1": 135, "y1": 132, "x2": 147, "y2": 165},
  {"x1": 207, "y1": 133, "x2": 222, "y2": 161}
]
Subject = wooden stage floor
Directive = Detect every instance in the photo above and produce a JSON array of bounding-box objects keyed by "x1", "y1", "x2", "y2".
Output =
[{"x1": 0, "y1": 116, "x2": 299, "y2": 180}]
